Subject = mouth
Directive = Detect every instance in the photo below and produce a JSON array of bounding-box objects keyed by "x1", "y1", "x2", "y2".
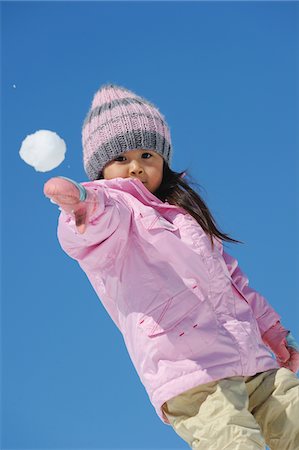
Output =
[{"x1": 130, "y1": 178, "x2": 146, "y2": 184}]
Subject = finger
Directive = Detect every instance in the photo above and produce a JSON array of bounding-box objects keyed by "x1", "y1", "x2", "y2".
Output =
[
  {"x1": 276, "y1": 341, "x2": 290, "y2": 363},
  {"x1": 49, "y1": 193, "x2": 80, "y2": 207},
  {"x1": 287, "y1": 348, "x2": 299, "y2": 373},
  {"x1": 44, "y1": 178, "x2": 66, "y2": 198},
  {"x1": 278, "y1": 350, "x2": 299, "y2": 373},
  {"x1": 44, "y1": 178, "x2": 80, "y2": 206}
]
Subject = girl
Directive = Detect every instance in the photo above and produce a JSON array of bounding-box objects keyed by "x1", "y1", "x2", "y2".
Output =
[{"x1": 44, "y1": 83, "x2": 299, "y2": 449}]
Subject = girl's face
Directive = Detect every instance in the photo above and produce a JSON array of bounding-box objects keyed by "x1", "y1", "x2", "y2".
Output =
[{"x1": 102, "y1": 149, "x2": 164, "y2": 194}]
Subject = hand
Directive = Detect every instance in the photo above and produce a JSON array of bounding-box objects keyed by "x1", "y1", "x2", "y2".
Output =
[
  {"x1": 262, "y1": 322, "x2": 299, "y2": 373},
  {"x1": 44, "y1": 176, "x2": 97, "y2": 234},
  {"x1": 279, "y1": 333, "x2": 299, "y2": 373},
  {"x1": 279, "y1": 346, "x2": 299, "y2": 373}
]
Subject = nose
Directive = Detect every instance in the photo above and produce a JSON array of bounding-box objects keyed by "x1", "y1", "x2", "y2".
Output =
[{"x1": 129, "y1": 160, "x2": 144, "y2": 175}]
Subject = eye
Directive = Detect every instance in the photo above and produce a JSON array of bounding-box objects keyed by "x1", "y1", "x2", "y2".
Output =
[
  {"x1": 114, "y1": 152, "x2": 152, "y2": 162},
  {"x1": 142, "y1": 152, "x2": 152, "y2": 158},
  {"x1": 114, "y1": 156, "x2": 126, "y2": 162}
]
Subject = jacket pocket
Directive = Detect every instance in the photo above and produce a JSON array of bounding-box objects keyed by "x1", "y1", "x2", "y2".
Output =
[{"x1": 138, "y1": 285, "x2": 218, "y2": 344}]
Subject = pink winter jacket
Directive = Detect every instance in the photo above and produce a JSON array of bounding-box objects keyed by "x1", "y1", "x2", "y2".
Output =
[{"x1": 57, "y1": 177, "x2": 280, "y2": 425}]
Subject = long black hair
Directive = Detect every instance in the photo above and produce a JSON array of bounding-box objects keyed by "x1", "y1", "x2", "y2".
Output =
[{"x1": 153, "y1": 162, "x2": 244, "y2": 252}]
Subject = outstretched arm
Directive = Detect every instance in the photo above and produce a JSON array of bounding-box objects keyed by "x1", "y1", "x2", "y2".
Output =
[
  {"x1": 44, "y1": 176, "x2": 132, "y2": 261},
  {"x1": 44, "y1": 176, "x2": 98, "y2": 234}
]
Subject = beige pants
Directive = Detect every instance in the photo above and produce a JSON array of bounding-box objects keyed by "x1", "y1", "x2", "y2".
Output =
[{"x1": 162, "y1": 368, "x2": 299, "y2": 450}]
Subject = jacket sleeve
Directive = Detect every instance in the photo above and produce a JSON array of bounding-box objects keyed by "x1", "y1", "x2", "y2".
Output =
[
  {"x1": 56, "y1": 181, "x2": 132, "y2": 266},
  {"x1": 222, "y1": 250, "x2": 281, "y2": 336}
]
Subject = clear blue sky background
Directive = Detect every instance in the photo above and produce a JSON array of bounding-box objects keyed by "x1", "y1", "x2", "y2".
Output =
[{"x1": 2, "y1": 1, "x2": 298, "y2": 449}]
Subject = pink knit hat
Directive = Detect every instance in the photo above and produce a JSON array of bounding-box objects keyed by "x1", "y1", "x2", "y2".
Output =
[{"x1": 82, "y1": 83, "x2": 173, "y2": 180}]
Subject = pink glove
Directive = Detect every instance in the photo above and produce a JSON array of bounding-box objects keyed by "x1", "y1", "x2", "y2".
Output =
[
  {"x1": 44, "y1": 176, "x2": 98, "y2": 234},
  {"x1": 262, "y1": 321, "x2": 299, "y2": 373}
]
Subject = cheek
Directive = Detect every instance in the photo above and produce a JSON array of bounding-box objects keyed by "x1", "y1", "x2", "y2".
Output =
[
  {"x1": 153, "y1": 172, "x2": 163, "y2": 189},
  {"x1": 104, "y1": 165, "x2": 120, "y2": 179}
]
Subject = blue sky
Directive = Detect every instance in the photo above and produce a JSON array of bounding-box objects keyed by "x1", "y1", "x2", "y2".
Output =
[{"x1": 2, "y1": 1, "x2": 298, "y2": 449}]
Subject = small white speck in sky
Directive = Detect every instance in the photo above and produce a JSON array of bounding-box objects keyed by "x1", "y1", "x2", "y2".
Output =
[{"x1": 13, "y1": 84, "x2": 17, "y2": 89}]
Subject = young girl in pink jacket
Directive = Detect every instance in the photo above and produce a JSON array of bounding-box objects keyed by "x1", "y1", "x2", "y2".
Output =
[{"x1": 44, "y1": 83, "x2": 299, "y2": 450}]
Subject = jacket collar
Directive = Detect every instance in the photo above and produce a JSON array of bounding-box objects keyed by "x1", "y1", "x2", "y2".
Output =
[{"x1": 91, "y1": 177, "x2": 187, "y2": 215}]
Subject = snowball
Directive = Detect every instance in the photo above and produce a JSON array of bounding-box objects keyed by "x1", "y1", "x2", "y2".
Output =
[{"x1": 19, "y1": 130, "x2": 66, "y2": 172}]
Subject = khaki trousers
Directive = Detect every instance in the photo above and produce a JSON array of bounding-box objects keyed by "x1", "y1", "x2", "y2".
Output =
[{"x1": 162, "y1": 368, "x2": 299, "y2": 450}]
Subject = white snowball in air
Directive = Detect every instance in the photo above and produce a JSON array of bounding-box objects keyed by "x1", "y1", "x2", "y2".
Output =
[{"x1": 19, "y1": 129, "x2": 66, "y2": 172}]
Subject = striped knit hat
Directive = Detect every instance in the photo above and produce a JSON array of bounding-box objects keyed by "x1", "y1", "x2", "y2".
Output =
[{"x1": 82, "y1": 83, "x2": 173, "y2": 180}]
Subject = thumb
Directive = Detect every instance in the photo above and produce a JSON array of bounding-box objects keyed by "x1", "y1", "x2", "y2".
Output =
[
  {"x1": 72, "y1": 188, "x2": 99, "y2": 234},
  {"x1": 73, "y1": 204, "x2": 87, "y2": 234},
  {"x1": 276, "y1": 339, "x2": 291, "y2": 363}
]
